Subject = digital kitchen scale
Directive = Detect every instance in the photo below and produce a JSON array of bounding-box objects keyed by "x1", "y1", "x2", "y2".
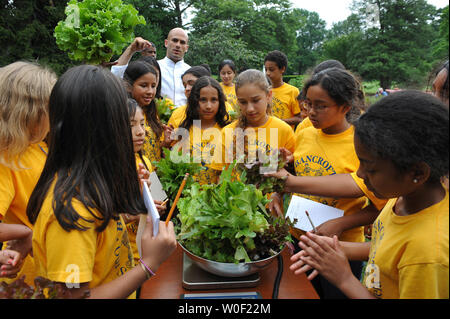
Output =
[{"x1": 182, "y1": 253, "x2": 260, "y2": 290}]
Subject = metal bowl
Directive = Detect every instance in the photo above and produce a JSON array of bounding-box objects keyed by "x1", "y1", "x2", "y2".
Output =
[{"x1": 179, "y1": 242, "x2": 284, "y2": 277}]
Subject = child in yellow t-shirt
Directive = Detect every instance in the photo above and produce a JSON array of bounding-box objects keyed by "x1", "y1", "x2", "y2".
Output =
[
  {"x1": 168, "y1": 65, "x2": 234, "y2": 129},
  {"x1": 264, "y1": 50, "x2": 301, "y2": 127},
  {"x1": 124, "y1": 61, "x2": 173, "y2": 163},
  {"x1": 123, "y1": 98, "x2": 167, "y2": 267},
  {"x1": 169, "y1": 76, "x2": 231, "y2": 185},
  {"x1": 268, "y1": 67, "x2": 371, "y2": 299},
  {"x1": 291, "y1": 91, "x2": 449, "y2": 299},
  {"x1": 167, "y1": 65, "x2": 211, "y2": 128},
  {"x1": 28, "y1": 65, "x2": 177, "y2": 299},
  {"x1": 0, "y1": 61, "x2": 57, "y2": 286},
  {"x1": 219, "y1": 59, "x2": 238, "y2": 112},
  {"x1": 211, "y1": 69, "x2": 295, "y2": 174}
]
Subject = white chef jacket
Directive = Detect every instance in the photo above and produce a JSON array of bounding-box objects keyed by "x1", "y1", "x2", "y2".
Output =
[{"x1": 158, "y1": 56, "x2": 190, "y2": 108}]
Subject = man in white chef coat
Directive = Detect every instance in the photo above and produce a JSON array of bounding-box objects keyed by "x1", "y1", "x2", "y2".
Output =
[{"x1": 158, "y1": 28, "x2": 190, "y2": 108}]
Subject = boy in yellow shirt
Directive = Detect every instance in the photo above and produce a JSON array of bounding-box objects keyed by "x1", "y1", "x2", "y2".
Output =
[{"x1": 264, "y1": 50, "x2": 302, "y2": 128}]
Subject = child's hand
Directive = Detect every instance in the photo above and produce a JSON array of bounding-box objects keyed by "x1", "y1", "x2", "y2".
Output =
[
  {"x1": 264, "y1": 167, "x2": 292, "y2": 182},
  {"x1": 279, "y1": 147, "x2": 294, "y2": 164},
  {"x1": 162, "y1": 124, "x2": 175, "y2": 147},
  {"x1": 315, "y1": 218, "x2": 344, "y2": 238},
  {"x1": 268, "y1": 193, "x2": 284, "y2": 218},
  {"x1": 140, "y1": 215, "x2": 177, "y2": 274},
  {"x1": 137, "y1": 163, "x2": 151, "y2": 188},
  {"x1": 296, "y1": 232, "x2": 353, "y2": 288},
  {"x1": 6, "y1": 233, "x2": 33, "y2": 259},
  {"x1": 154, "y1": 200, "x2": 167, "y2": 216},
  {"x1": 0, "y1": 249, "x2": 22, "y2": 278}
]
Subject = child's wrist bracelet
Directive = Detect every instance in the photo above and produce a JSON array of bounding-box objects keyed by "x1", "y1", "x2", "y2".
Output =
[
  {"x1": 139, "y1": 258, "x2": 156, "y2": 279},
  {"x1": 139, "y1": 262, "x2": 151, "y2": 279}
]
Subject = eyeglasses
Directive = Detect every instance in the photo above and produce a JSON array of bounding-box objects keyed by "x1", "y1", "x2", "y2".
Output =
[{"x1": 305, "y1": 102, "x2": 337, "y2": 112}]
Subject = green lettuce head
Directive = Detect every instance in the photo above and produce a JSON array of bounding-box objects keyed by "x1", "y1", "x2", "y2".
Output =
[{"x1": 54, "y1": 0, "x2": 146, "y2": 65}]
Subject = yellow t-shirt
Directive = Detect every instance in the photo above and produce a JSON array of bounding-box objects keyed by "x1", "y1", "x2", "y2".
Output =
[
  {"x1": 212, "y1": 116, "x2": 296, "y2": 171},
  {"x1": 295, "y1": 117, "x2": 313, "y2": 137},
  {"x1": 126, "y1": 154, "x2": 153, "y2": 264},
  {"x1": 220, "y1": 83, "x2": 238, "y2": 112},
  {"x1": 271, "y1": 83, "x2": 300, "y2": 122},
  {"x1": 172, "y1": 122, "x2": 223, "y2": 185},
  {"x1": 32, "y1": 183, "x2": 136, "y2": 298},
  {"x1": 168, "y1": 104, "x2": 235, "y2": 129},
  {"x1": 350, "y1": 172, "x2": 388, "y2": 211},
  {"x1": 0, "y1": 142, "x2": 47, "y2": 287},
  {"x1": 292, "y1": 126, "x2": 367, "y2": 243},
  {"x1": 364, "y1": 191, "x2": 449, "y2": 299},
  {"x1": 142, "y1": 124, "x2": 162, "y2": 164},
  {"x1": 168, "y1": 104, "x2": 187, "y2": 129}
]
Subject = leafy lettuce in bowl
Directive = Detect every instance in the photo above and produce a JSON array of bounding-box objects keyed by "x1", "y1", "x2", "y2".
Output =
[{"x1": 175, "y1": 164, "x2": 294, "y2": 264}]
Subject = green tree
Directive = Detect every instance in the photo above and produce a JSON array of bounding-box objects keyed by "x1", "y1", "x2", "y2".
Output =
[
  {"x1": 323, "y1": 0, "x2": 440, "y2": 89},
  {"x1": 432, "y1": 5, "x2": 449, "y2": 60},
  {"x1": 124, "y1": 0, "x2": 201, "y2": 60},
  {"x1": 0, "y1": 0, "x2": 77, "y2": 74},
  {"x1": 189, "y1": 0, "x2": 300, "y2": 73},
  {"x1": 185, "y1": 20, "x2": 264, "y2": 74},
  {"x1": 293, "y1": 9, "x2": 327, "y2": 74}
]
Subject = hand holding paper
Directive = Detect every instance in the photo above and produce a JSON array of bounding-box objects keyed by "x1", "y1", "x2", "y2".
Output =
[
  {"x1": 286, "y1": 195, "x2": 344, "y2": 232},
  {"x1": 142, "y1": 182, "x2": 160, "y2": 236},
  {"x1": 136, "y1": 182, "x2": 161, "y2": 258}
]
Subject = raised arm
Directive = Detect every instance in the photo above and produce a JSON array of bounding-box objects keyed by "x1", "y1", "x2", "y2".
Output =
[{"x1": 116, "y1": 37, "x2": 153, "y2": 66}]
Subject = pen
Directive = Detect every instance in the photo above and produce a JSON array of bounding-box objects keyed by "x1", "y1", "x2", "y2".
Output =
[
  {"x1": 161, "y1": 198, "x2": 169, "y2": 207},
  {"x1": 305, "y1": 210, "x2": 316, "y2": 233}
]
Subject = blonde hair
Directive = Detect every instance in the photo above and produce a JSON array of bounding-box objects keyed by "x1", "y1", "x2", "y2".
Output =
[
  {"x1": 235, "y1": 69, "x2": 272, "y2": 128},
  {"x1": 0, "y1": 61, "x2": 57, "y2": 168}
]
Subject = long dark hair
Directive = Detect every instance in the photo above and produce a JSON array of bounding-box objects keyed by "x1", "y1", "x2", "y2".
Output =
[
  {"x1": 181, "y1": 65, "x2": 211, "y2": 80},
  {"x1": 124, "y1": 60, "x2": 163, "y2": 138},
  {"x1": 303, "y1": 67, "x2": 363, "y2": 123},
  {"x1": 27, "y1": 65, "x2": 146, "y2": 232},
  {"x1": 138, "y1": 56, "x2": 162, "y2": 99},
  {"x1": 180, "y1": 76, "x2": 230, "y2": 130},
  {"x1": 127, "y1": 97, "x2": 150, "y2": 171}
]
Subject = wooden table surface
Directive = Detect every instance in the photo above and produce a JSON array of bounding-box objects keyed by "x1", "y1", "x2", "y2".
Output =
[{"x1": 139, "y1": 245, "x2": 319, "y2": 299}]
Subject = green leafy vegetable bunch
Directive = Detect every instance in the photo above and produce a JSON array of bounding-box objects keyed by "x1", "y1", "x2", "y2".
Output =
[
  {"x1": 153, "y1": 148, "x2": 203, "y2": 205},
  {"x1": 176, "y1": 163, "x2": 293, "y2": 263},
  {"x1": 236, "y1": 150, "x2": 287, "y2": 195},
  {"x1": 0, "y1": 276, "x2": 89, "y2": 299},
  {"x1": 54, "y1": 0, "x2": 146, "y2": 64}
]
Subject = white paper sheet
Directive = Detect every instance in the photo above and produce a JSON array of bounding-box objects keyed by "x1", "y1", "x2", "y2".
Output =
[
  {"x1": 285, "y1": 195, "x2": 344, "y2": 232},
  {"x1": 149, "y1": 171, "x2": 168, "y2": 202},
  {"x1": 137, "y1": 182, "x2": 161, "y2": 258}
]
